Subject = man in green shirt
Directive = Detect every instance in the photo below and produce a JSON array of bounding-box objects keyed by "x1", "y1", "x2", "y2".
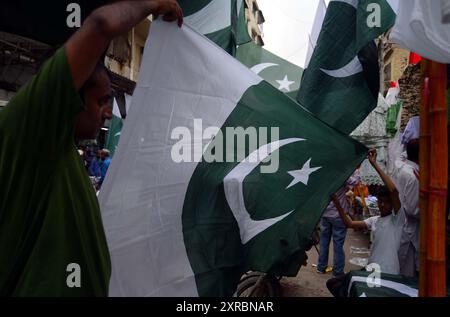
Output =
[{"x1": 0, "y1": 0, "x2": 183, "y2": 296}]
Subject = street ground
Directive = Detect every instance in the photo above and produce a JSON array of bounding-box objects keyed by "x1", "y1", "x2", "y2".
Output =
[{"x1": 280, "y1": 228, "x2": 371, "y2": 297}]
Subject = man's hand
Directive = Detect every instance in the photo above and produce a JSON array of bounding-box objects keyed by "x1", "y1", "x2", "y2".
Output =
[
  {"x1": 368, "y1": 148, "x2": 377, "y2": 166},
  {"x1": 66, "y1": 0, "x2": 184, "y2": 90},
  {"x1": 152, "y1": 0, "x2": 184, "y2": 27},
  {"x1": 331, "y1": 193, "x2": 340, "y2": 206}
]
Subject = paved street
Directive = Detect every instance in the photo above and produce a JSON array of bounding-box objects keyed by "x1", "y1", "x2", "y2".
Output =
[{"x1": 280, "y1": 228, "x2": 371, "y2": 297}]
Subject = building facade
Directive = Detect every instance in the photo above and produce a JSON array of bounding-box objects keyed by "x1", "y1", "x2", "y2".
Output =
[{"x1": 245, "y1": 0, "x2": 265, "y2": 46}]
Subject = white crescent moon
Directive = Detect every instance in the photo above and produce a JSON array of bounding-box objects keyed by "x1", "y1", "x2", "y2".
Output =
[
  {"x1": 250, "y1": 63, "x2": 279, "y2": 75},
  {"x1": 223, "y1": 138, "x2": 304, "y2": 244},
  {"x1": 320, "y1": 56, "x2": 363, "y2": 78},
  {"x1": 320, "y1": 0, "x2": 362, "y2": 78}
]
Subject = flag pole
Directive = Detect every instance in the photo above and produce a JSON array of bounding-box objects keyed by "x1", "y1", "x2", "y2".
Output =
[
  {"x1": 425, "y1": 60, "x2": 448, "y2": 296},
  {"x1": 418, "y1": 61, "x2": 430, "y2": 296}
]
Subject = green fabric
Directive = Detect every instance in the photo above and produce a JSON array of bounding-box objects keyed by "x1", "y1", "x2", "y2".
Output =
[
  {"x1": 297, "y1": 0, "x2": 395, "y2": 135},
  {"x1": 104, "y1": 115, "x2": 123, "y2": 157},
  {"x1": 0, "y1": 48, "x2": 111, "y2": 296},
  {"x1": 182, "y1": 81, "x2": 368, "y2": 296},
  {"x1": 177, "y1": 0, "x2": 212, "y2": 16},
  {"x1": 179, "y1": 0, "x2": 251, "y2": 55},
  {"x1": 343, "y1": 270, "x2": 450, "y2": 297},
  {"x1": 386, "y1": 101, "x2": 402, "y2": 136},
  {"x1": 236, "y1": 42, "x2": 304, "y2": 98},
  {"x1": 355, "y1": 0, "x2": 396, "y2": 53},
  {"x1": 344, "y1": 271, "x2": 418, "y2": 297},
  {"x1": 205, "y1": 27, "x2": 234, "y2": 56},
  {"x1": 234, "y1": 0, "x2": 252, "y2": 46}
]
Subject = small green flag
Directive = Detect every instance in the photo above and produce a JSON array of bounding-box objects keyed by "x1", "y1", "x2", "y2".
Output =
[{"x1": 104, "y1": 98, "x2": 123, "y2": 156}]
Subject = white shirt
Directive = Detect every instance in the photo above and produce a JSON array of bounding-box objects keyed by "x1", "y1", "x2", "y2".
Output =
[
  {"x1": 392, "y1": 160, "x2": 420, "y2": 251},
  {"x1": 364, "y1": 208, "x2": 406, "y2": 275}
]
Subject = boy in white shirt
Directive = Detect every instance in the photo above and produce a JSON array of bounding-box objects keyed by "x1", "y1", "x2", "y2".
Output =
[{"x1": 334, "y1": 149, "x2": 404, "y2": 275}]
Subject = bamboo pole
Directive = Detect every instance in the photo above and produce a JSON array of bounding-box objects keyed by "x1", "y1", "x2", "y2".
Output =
[
  {"x1": 426, "y1": 61, "x2": 448, "y2": 297},
  {"x1": 418, "y1": 61, "x2": 431, "y2": 296}
]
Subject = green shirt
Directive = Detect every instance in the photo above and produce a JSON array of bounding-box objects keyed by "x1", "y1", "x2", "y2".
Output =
[{"x1": 0, "y1": 48, "x2": 111, "y2": 296}]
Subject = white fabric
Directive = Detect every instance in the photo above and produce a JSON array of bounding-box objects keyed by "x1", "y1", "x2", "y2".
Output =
[
  {"x1": 124, "y1": 93, "x2": 132, "y2": 116},
  {"x1": 99, "y1": 21, "x2": 261, "y2": 296},
  {"x1": 352, "y1": 94, "x2": 389, "y2": 138},
  {"x1": 390, "y1": 0, "x2": 450, "y2": 63},
  {"x1": 401, "y1": 116, "x2": 420, "y2": 146},
  {"x1": 112, "y1": 97, "x2": 121, "y2": 118},
  {"x1": 364, "y1": 209, "x2": 405, "y2": 275},
  {"x1": 386, "y1": 0, "x2": 399, "y2": 15},
  {"x1": 443, "y1": 0, "x2": 450, "y2": 23},
  {"x1": 237, "y1": 0, "x2": 243, "y2": 15},
  {"x1": 320, "y1": 56, "x2": 363, "y2": 78},
  {"x1": 184, "y1": 0, "x2": 231, "y2": 35},
  {"x1": 391, "y1": 160, "x2": 420, "y2": 276},
  {"x1": 385, "y1": 86, "x2": 400, "y2": 106},
  {"x1": 305, "y1": 0, "x2": 327, "y2": 67}
]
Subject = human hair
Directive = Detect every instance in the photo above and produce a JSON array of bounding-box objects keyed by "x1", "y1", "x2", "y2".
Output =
[
  {"x1": 102, "y1": 149, "x2": 111, "y2": 157},
  {"x1": 406, "y1": 138, "x2": 419, "y2": 162},
  {"x1": 376, "y1": 186, "x2": 391, "y2": 200},
  {"x1": 80, "y1": 62, "x2": 112, "y2": 92}
]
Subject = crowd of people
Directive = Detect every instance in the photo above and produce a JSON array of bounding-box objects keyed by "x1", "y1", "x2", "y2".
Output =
[
  {"x1": 317, "y1": 139, "x2": 421, "y2": 296},
  {"x1": 77, "y1": 146, "x2": 112, "y2": 190}
]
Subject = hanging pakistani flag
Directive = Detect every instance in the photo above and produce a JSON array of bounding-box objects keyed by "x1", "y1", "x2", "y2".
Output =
[
  {"x1": 99, "y1": 21, "x2": 367, "y2": 297},
  {"x1": 179, "y1": 0, "x2": 251, "y2": 54},
  {"x1": 104, "y1": 98, "x2": 123, "y2": 156},
  {"x1": 236, "y1": 42, "x2": 304, "y2": 100},
  {"x1": 297, "y1": 0, "x2": 396, "y2": 134}
]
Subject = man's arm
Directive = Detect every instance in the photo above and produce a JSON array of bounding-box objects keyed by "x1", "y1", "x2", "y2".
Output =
[
  {"x1": 368, "y1": 149, "x2": 401, "y2": 213},
  {"x1": 332, "y1": 194, "x2": 368, "y2": 230},
  {"x1": 65, "y1": 0, "x2": 183, "y2": 90}
]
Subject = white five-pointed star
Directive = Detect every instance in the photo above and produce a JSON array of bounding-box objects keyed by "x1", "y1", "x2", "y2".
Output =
[
  {"x1": 276, "y1": 75, "x2": 295, "y2": 92},
  {"x1": 286, "y1": 158, "x2": 322, "y2": 189}
]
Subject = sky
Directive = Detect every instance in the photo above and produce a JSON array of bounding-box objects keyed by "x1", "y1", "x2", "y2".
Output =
[{"x1": 257, "y1": 0, "x2": 329, "y2": 68}]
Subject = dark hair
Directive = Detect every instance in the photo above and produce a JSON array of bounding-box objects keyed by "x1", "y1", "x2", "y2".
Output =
[
  {"x1": 406, "y1": 138, "x2": 419, "y2": 162},
  {"x1": 81, "y1": 62, "x2": 111, "y2": 91},
  {"x1": 377, "y1": 186, "x2": 391, "y2": 199}
]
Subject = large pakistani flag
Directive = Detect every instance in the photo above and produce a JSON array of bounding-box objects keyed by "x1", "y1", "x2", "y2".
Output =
[
  {"x1": 99, "y1": 21, "x2": 367, "y2": 297},
  {"x1": 297, "y1": 0, "x2": 396, "y2": 134},
  {"x1": 236, "y1": 42, "x2": 304, "y2": 100},
  {"x1": 179, "y1": 0, "x2": 251, "y2": 54},
  {"x1": 104, "y1": 98, "x2": 123, "y2": 156}
]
